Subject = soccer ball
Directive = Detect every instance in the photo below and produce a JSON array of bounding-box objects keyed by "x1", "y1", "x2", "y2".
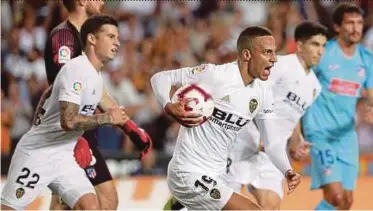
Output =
[{"x1": 171, "y1": 84, "x2": 215, "y2": 122}]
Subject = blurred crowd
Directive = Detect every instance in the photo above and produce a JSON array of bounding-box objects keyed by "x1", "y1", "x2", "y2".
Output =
[{"x1": 1, "y1": 0, "x2": 373, "y2": 176}]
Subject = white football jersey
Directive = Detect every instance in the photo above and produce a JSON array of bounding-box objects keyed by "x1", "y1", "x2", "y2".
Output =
[
  {"x1": 164, "y1": 61, "x2": 275, "y2": 175},
  {"x1": 18, "y1": 55, "x2": 103, "y2": 151},
  {"x1": 230, "y1": 54, "x2": 321, "y2": 161}
]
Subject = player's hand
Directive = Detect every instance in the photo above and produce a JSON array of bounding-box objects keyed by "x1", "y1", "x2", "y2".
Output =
[
  {"x1": 121, "y1": 119, "x2": 153, "y2": 160},
  {"x1": 164, "y1": 99, "x2": 204, "y2": 127},
  {"x1": 73, "y1": 136, "x2": 92, "y2": 168},
  {"x1": 290, "y1": 141, "x2": 312, "y2": 161},
  {"x1": 285, "y1": 169, "x2": 301, "y2": 194},
  {"x1": 107, "y1": 106, "x2": 129, "y2": 125}
]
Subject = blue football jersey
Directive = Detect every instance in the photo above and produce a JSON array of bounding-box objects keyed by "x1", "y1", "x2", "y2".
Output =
[{"x1": 303, "y1": 39, "x2": 373, "y2": 142}]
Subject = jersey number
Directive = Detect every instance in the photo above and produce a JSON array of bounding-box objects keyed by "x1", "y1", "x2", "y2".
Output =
[
  {"x1": 194, "y1": 175, "x2": 217, "y2": 192},
  {"x1": 16, "y1": 167, "x2": 40, "y2": 189},
  {"x1": 318, "y1": 149, "x2": 334, "y2": 165},
  {"x1": 226, "y1": 158, "x2": 232, "y2": 174}
]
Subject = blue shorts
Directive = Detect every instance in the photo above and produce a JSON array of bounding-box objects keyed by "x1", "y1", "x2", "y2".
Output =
[{"x1": 309, "y1": 138, "x2": 358, "y2": 190}]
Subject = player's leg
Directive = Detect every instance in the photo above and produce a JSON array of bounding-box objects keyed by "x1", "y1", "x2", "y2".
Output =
[
  {"x1": 93, "y1": 180, "x2": 118, "y2": 210},
  {"x1": 72, "y1": 193, "x2": 99, "y2": 210},
  {"x1": 341, "y1": 190, "x2": 353, "y2": 210},
  {"x1": 249, "y1": 152, "x2": 284, "y2": 210},
  {"x1": 1, "y1": 147, "x2": 56, "y2": 210},
  {"x1": 336, "y1": 153, "x2": 358, "y2": 209},
  {"x1": 310, "y1": 140, "x2": 344, "y2": 210},
  {"x1": 49, "y1": 151, "x2": 99, "y2": 210},
  {"x1": 222, "y1": 192, "x2": 262, "y2": 210},
  {"x1": 250, "y1": 187, "x2": 281, "y2": 209},
  {"x1": 163, "y1": 196, "x2": 185, "y2": 210},
  {"x1": 85, "y1": 131, "x2": 118, "y2": 210},
  {"x1": 167, "y1": 167, "x2": 261, "y2": 210},
  {"x1": 49, "y1": 194, "x2": 69, "y2": 210}
]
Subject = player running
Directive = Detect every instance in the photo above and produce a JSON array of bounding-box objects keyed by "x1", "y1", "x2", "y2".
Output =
[
  {"x1": 151, "y1": 26, "x2": 301, "y2": 210},
  {"x1": 44, "y1": 1, "x2": 151, "y2": 209},
  {"x1": 225, "y1": 21, "x2": 328, "y2": 210},
  {"x1": 302, "y1": 3, "x2": 373, "y2": 210}
]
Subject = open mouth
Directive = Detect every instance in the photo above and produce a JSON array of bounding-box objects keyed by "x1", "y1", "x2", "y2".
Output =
[
  {"x1": 263, "y1": 66, "x2": 273, "y2": 76},
  {"x1": 111, "y1": 48, "x2": 117, "y2": 53}
]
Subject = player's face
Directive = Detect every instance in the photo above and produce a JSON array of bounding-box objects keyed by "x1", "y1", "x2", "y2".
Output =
[
  {"x1": 94, "y1": 24, "x2": 120, "y2": 63},
  {"x1": 335, "y1": 12, "x2": 363, "y2": 44},
  {"x1": 248, "y1": 36, "x2": 277, "y2": 81},
  {"x1": 297, "y1": 34, "x2": 327, "y2": 67},
  {"x1": 86, "y1": 0, "x2": 104, "y2": 16}
]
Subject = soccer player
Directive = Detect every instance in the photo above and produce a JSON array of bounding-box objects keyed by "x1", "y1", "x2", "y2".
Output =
[
  {"x1": 44, "y1": 1, "x2": 151, "y2": 209},
  {"x1": 151, "y1": 26, "x2": 301, "y2": 210},
  {"x1": 1, "y1": 15, "x2": 125, "y2": 210},
  {"x1": 225, "y1": 21, "x2": 328, "y2": 210},
  {"x1": 302, "y1": 3, "x2": 373, "y2": 210}
]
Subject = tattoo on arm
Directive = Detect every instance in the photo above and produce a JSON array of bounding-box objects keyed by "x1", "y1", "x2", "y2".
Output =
[
  {"x1": 60, "y1": 101, "x2": 112, "y2": 131},
  {"x1": 33, "y1": 86, "x2": 53, "y2": 125}
]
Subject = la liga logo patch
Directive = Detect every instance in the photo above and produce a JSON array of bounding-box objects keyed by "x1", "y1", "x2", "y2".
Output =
[{"x1": 73, "y1": 82, "x2": 82, "y2": 92}]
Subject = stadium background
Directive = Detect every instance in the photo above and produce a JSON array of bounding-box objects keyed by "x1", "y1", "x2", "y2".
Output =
[{"x1": 1, "y1": 0, "x2": 372, "y2": 209}]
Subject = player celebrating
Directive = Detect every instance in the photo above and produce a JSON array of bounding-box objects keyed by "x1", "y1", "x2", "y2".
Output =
[
  {"x1": 225, "y1": 21, "x2": 328, "y2": 210},
  {"x1": 44, "y1": 1, "x2": 151, "y2": 209},
  {"x1": 151, "y1": 26, "x2": 301, "y2": 210},
  {"x1": 302, "y1": 3, "x2": 373, "y2": 210},
  {"x1": 1, "y1": 15, "x2": 151, "y2": 210}
]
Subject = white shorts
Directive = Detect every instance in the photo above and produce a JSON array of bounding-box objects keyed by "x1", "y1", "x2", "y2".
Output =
[
  {"x1": 1, "y1": 145, "x2": 95, "y2": 210},
  {"x1": 167, "y1": 163, "x2": 234, "y2": 210},
  {"x1": 226, "y1": 152, "x2": 285, "y2": 198}
]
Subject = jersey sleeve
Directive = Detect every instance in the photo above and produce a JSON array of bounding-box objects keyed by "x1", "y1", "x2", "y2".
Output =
[
  {"x1": 255, "y1": 82, "x2": 276, "y2": 120},
  {"x1": 363, "y1": 56, "x2": 373, "y2": 89},
  {"x1": 57, "y1": 64, "x2": 85, "y2": 105},
  {"x1": 46, "y1": 29, "x2": 77, "y2": 84},
  {"x1": 150, "y1": 64, "x2": 217, "y2": 107}
]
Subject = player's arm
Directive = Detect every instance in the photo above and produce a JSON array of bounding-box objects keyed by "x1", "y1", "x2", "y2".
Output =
[
  {"x1": 288, "y1": 120, "x2": 312, "y2": 161},
  {"x1": 364, "y1": 88, "x2": 373, "y2": 124},
  {"x1": 255, "y1": 84, "x2": 301, "y2": 194},
  {"x1": 59, "y1": 101, "x2": 115, "y2": 131},
  {"x1": 32, "y1": 85, "x2": 53, "y2": 125},
  {"x1": 58, "y1": 66, "x2": 126, "y2": 131},
  {"x1": 98, "y1": 88, "x2": 152, "y2": 156},
  {"x1": 363, "y1": 57, "x2": 373, "y2": 124},
  {"x1": 150, "y1": 64, "x2": 215, "y2": 127}
]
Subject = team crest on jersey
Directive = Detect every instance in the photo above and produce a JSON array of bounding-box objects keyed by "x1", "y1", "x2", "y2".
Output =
[
  {"x1": 73, "y1": 81, "x2": 82, "y2": 92},
  {"x1": 85, "y1": 166, "x2": 97, "y2": 179},
  {"x1": 209, "y1": 188, "x2": 221, "y2": 200},
  {"x1": 357, "y1": 66, "x2": 365, "y2": 77},
  {"x1": 328, "y1": 64, "x2": 339, "y2": 71},
  {"x1": 191, "y1": 65, "x2": 206, "y2": 75},
  {"x1": 58, "y1": 46, "x2": 71, "y2": 64},
  {"x1": 249, "y1": 98, "x2": 258, "y2": 114},
  {"x1": 16, "y1": 187, "x2": 25, "y2": 199}
]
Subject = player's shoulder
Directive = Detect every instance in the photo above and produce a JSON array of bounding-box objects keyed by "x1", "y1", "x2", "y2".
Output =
[
  {"x1": 275, "y1": 54, "x2": 296, "y2": 69},
  {"x1": 49, "y1": 21, "x2": 76, "y2": 38},
  {"x1": 61, "y1": 55, "x2": 89, "y2": 72},
  {"x1": 357, "y1": 44, "x2": 373, "y2": 61}
]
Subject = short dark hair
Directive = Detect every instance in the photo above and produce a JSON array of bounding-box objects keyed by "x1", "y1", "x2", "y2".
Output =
[
  {"x1": 332, "y1": 2, "x2": 364, "y2": 26},
  {"x1": 62, "y1": 0, "x2": 76, "y2": 12},
  {"x1": 80, "y1": 15, "x2": 118, "y2": 49},
  {"x1": 237, "y1": 26, "x2": 273, "y2": 53},
  {"x1": 294, "y1": 21, "x2": 328, "y2": 42}
]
